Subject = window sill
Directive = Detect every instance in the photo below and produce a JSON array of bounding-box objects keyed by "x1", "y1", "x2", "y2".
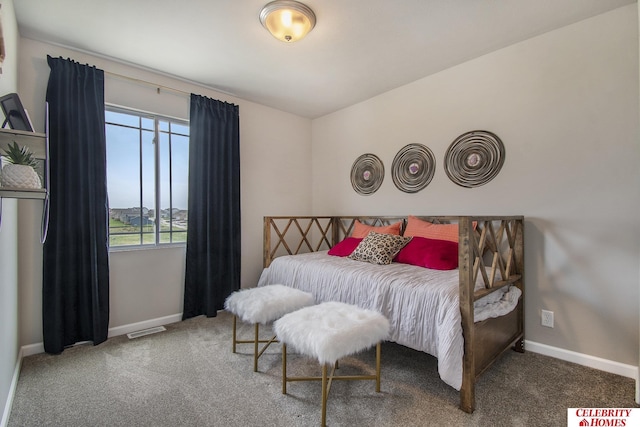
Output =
[{"x1": 108, "y1": 243, "x2": 186, "y2": 253}]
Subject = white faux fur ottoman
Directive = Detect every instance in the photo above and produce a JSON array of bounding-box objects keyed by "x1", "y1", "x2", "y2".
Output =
[
  {"x1": 274, "y1": 301, "x2": 390, "y2": 427},
  {"x1": 224, "y1": 284, "x2": 314, "y2": 372}
]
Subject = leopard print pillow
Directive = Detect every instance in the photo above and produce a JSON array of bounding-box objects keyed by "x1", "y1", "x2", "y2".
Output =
[{"x1": 348, "y1": 231, "x2": 412, "y2": 265}]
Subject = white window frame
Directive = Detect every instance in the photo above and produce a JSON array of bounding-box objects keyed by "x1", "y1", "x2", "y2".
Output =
[{"x1": 105, "y1": 105, "x2": 189, "y2": 250}]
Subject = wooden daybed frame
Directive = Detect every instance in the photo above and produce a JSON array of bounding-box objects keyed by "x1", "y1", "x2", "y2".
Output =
[{"x1": 263, "y1": 215, "x2": 524, "y2": 413}]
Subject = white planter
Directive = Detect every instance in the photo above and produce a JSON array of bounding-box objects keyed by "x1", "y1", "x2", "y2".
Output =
[{"x1": 0, "y1": 164, "x2": 41, "y2": 189}]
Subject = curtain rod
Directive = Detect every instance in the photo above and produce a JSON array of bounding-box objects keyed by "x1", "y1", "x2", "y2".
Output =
[{"x1": 104, "y1": 70, "x2": 191, "y2": 96}]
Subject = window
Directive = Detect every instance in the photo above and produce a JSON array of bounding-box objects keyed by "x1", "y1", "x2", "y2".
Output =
[{"x1": 105, "y1": 106, "x2": 189, "y2": 248}]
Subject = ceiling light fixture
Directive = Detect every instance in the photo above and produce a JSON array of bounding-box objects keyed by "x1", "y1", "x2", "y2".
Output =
[{"x1": 260, "y1": 0, "x2": 316, "y2": 43}]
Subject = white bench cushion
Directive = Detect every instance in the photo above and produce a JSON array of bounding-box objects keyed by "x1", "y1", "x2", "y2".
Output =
[
  {"x1": 274, "y1": 301, "x2": 390, "y2": 364},
  {"x1": 224, "y1": 284, "x2": 314, "y2": 324}
]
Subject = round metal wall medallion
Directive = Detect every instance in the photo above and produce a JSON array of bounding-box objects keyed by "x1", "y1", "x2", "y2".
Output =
[
  {"x1": 391, "y1": 143, "x2": 435, "y2": 193},
  {"x1": 350, "y1": 153, "x2": 384, "y2": 195},
  {"x1": 444, "y1": 130, "x2": 505, "y2": 188}
]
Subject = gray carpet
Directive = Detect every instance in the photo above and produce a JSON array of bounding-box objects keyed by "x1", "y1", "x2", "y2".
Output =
[{"x1": 8, "y1": 311, "x2": 637, "y2": 426}]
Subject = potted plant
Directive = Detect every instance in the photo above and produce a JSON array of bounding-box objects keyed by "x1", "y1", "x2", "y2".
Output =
[{"x1": 0, "y1": 141, "x2": 41, "y2": 189}]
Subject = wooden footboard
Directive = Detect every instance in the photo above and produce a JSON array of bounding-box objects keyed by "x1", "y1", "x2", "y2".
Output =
[
  {"x1": 263, "y1": 215, "x2": 524, "y2": 413},
  {"x1": 457, "y1": 216, "x2": 524, "y2": 413}
]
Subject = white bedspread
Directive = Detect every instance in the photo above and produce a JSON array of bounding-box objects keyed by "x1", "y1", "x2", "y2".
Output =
[{"x1": 257, "y1": 251, "x2": 521, "y2": 390}]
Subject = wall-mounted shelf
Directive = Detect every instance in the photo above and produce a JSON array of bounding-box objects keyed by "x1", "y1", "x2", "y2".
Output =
[
  {"x1": 0, "y1": 120, "x2": 50, "y2": 242},
  {"x1": 0, "y1": 187, "x2": 47, "y2": 199},
  {"x1": 0, "y1": 128, "x2": 47, "y2": 159}
]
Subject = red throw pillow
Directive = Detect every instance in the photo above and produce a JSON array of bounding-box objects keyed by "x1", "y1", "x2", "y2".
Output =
[
  {"x1": 394, "y1": 236, "x2": 458, "y2": 270},
  {"x1": 328, "y1": 237, "x2": 363, "y2": 257}
]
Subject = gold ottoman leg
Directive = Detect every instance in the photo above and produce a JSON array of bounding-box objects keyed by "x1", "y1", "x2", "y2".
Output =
[
  {"x1": 232, "y1": 315, "x2": 237, "y2": 353},
  {"x1": 253, "y1": 323, "x2": 260, "y2": 372},
  {"x1": 376, "y1": 341, "x2": 381, "y2": 392},
  {"x1": 321, "y1": 363, "x2": 328, "y2": 427},
  {"x1": 282, "y1": 343, "x2": 288, "y2": 394}
]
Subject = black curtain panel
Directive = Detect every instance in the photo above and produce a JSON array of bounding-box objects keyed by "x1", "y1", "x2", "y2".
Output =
[
  {"x1": 42, "y1": 56, "x2": 109, "y2": 354},
  {"x1": 183, "y1": 94, "x2": 240, "y2": 320}
]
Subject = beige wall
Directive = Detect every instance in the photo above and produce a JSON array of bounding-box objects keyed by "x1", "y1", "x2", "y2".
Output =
[
  {"x1": 0, "y1": 0, "x2": 21, "y2": 422},
  {"x1": 16, "y1": 38, "x2": 313, "y2": 345},
  {"x1": 5, "y1": 1, "x2": 638, "y2": 400},
  {"x1": 311, "y1": 5, "x2": 640, "y2": 367}
]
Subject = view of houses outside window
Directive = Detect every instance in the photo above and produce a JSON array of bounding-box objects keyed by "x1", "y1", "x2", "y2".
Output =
[{"x1": 105, "y1": 107, "x2": 189, "y2": 247}]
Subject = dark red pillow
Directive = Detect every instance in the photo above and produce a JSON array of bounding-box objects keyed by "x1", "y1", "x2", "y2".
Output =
[
  {"x1": 328, "y1": 237, "x2": 363, "y2": 257},
  {"x1": 394, "y1": 236, "x2": 458, "y2": 270}
]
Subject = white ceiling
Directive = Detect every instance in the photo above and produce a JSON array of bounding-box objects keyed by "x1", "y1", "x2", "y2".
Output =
[{"x1": 14, "y1": 0, "x2": 635, "y2": 118}]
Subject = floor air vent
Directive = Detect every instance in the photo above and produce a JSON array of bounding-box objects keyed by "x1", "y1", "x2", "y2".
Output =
[{"x1": 127, "y1": 326, "x2": 166, "y2": 339}]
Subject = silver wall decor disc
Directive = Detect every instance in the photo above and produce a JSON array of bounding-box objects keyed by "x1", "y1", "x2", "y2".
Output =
[
  {"x1": 350, "y1": 153, "x2": 384, "y2": 195},
  {"x1": 444, "y1": 130, "x2": 505, "y2": 188},
  {"x1": 391, "y1": 143, "x2": 435, "y2": 193}
]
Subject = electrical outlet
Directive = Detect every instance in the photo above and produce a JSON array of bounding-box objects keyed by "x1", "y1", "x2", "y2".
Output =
[{"x1": 541, "y1": 309, "x2": 554, "y2": 328}]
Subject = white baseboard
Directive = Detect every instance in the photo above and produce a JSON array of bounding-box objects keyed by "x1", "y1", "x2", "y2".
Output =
[
  {"x1": 526, "y1": 340, "x2": 638, "y2": 380},
  {"x1": 1, "y1": 348, "x2": 23, "y2": 427},
  {"x1": 107, "y1": 313, "x2": 182, "y2": 338},
  {"x1": 21, "y1": 313, "x2": 184, "y2": 358},
  {"x1": 21, "y1": 342, "x2": 44, "y2": 358}
]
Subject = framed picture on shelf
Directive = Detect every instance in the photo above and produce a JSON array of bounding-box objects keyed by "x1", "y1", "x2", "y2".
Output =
[{"x1": 0, "y1": 93, "x2": 34, "y2": 132}]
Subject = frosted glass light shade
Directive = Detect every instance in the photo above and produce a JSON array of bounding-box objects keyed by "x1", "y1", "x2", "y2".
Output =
[{"x1": 260, "y1": 1, "x2": 316, "y2": 42}]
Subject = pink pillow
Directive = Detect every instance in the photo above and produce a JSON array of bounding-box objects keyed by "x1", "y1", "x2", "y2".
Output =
[
  {"x1": 328, "y1": 237, "x2": 363, "y2": 257},
  {"x1": 403, "y1": 215, "x2": 476, "y2": 243},
  {"x1": 351, "y1": 220, "x2": 402, "y2": 239},
  {"x1": 394, "y1": 236, "x2": 458, "y2": 270}
]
